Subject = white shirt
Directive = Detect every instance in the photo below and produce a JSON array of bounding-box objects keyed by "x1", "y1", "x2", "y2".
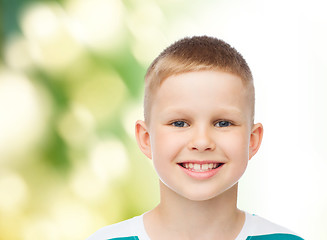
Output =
[{"x1": 87, "y1": 212, "x2": 303, "y2": 240}]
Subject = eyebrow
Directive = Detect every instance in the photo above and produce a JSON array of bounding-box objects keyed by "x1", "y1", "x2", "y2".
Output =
[{"x1": 160, "y1": 106, "x2": 243, "y2": 117}]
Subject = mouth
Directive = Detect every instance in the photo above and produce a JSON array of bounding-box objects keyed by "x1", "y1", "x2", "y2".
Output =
[{"x1": 177, "y1": 162, "x2": 224, "y2": 172}]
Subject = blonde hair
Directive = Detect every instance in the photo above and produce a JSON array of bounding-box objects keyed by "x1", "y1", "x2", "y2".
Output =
[{"x1": 144, "y1": 36, "x2": 254, "y2": 123}]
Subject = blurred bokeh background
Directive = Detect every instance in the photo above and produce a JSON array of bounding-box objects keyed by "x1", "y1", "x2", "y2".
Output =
[{"x1": 1, "y1": 0, "x2": 326, "y2": 239}]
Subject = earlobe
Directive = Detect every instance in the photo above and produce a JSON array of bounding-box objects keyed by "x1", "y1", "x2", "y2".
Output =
[
  {"x1": 249, "y1": 123, "x2": 263, "y2": 160},
  {"x1": 135, "y1": 120, "x2": 152, "y2": 159}
]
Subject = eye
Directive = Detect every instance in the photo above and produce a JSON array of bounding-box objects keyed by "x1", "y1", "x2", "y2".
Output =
[
  {"x1": 215, "y1": 120, "x2": 232, "y2": 128},
  {"x1": 171, "y1": 121, "x2": 189, "y2": 127}
]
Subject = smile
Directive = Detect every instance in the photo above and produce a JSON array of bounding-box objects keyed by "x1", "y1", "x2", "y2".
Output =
[
  {"x1": 177, "y1": 161, "x2": 224, "y2": 180},
  {"x1": 178, "y1": 162, "x2": 224, "y2": 172}
]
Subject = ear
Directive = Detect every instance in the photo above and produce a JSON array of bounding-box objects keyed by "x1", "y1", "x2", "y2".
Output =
[
  {"x1": 135, "y1": 120, "x2": 152, "y2": 159},
  {"x1": 249, "y1": 123, "x2": 263, "y2": 160}
]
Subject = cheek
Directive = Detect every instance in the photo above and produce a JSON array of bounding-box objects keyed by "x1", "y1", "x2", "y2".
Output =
[
  {"x1": 218, "y1": 132, "x2": 250, "y2": 160},
  {"x1": 150, "y1": 130, "x2": 185, "y2": 163},
  {"x1": 150, "y1": 131, "x2": 185, "y2": 185}
]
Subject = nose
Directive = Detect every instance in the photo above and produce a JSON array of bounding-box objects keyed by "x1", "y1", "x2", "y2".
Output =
[{"x1": 188, "y1": 126, "x2": 216, "y2": 152}]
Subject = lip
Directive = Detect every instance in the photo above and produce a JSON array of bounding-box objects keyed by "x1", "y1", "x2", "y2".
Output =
[
  {"x1": 177, "y1": 160, "x2": 224, "y2": 164},
  {"x1": 177, "y1": 161, "x2": 224, "y2": 180}
]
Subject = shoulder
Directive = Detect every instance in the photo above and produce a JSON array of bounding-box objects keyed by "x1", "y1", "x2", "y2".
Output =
[
  {"x1": 241, "y1": 213, "x2": 304, "y2": 240},
  {"x1": 86, "y1": 215, "x2": 143, "y2": 240}
]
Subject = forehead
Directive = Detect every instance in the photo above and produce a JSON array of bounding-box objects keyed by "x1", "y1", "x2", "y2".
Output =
[
  {"x1": 161, "y1": 70, "x2": 246, "y2": 100},
  {"x1": 150, "y1": 70, "x2": 252, "y2": 120}
]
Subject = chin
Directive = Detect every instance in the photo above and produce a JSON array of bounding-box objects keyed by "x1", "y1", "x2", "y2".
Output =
[
  {"x1": 179, "y1": 183, "x2": 239, "y2": 202},
  {"x1": 185, "y1": 195, "x2": 217, "y2": 202},
  {"x1": 179, "y1": 188, "x2": 226, "y2": 202}
]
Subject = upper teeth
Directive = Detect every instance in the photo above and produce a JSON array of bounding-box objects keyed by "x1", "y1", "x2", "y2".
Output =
[{"x1": 181, "y1": 163, "x2": 219, "y2": 172}]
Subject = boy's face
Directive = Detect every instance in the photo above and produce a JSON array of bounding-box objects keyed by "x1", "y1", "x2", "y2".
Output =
[{"x1": 136, "y1": 70, "x2": 263, "y2": 201}]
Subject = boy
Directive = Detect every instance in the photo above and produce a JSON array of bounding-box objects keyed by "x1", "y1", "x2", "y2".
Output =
[{"x1": 87, "y1": 36, "x2": 303, "y2": 240}]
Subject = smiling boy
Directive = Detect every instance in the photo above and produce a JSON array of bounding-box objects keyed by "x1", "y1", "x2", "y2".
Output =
[{"x1": 87, "y1": 36, "x2": 304, "y2": 240}]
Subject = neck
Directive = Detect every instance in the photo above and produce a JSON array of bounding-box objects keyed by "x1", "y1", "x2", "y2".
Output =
[{"x1": 144, "y1": 182, "x2": 244, "y2": 240}]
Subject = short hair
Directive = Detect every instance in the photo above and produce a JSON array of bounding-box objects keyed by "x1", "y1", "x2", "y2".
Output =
[{"x1": 144, "y1": 36, "x2": 255, "y2": 123}]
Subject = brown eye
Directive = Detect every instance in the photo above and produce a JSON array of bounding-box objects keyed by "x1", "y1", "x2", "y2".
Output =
[
  {"x1": 172, "y1": 121, "x2": 189, "y2": 127},
  {"x1": 215, "y1": 121, "x2": 231, "y2": 127}
]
